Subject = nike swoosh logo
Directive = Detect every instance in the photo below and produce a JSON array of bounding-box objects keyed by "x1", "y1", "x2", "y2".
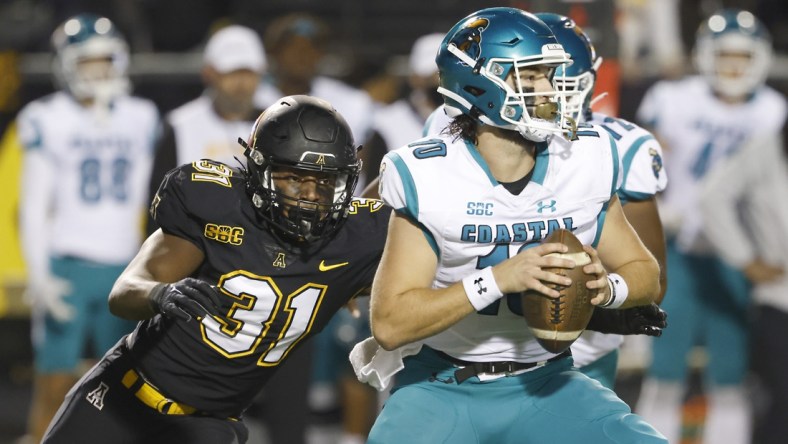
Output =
[{"x1": 319, "y1": 260, "x2": 349, "y2": 271}]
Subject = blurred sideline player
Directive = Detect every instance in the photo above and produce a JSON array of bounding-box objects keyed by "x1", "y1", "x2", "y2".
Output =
[
  {"x1": 700, "y1": 122, "x2": 788, "y2": 444},
  {"x1": 359, "y1": 32, "x2": 444, "y2": 185},
  {"x1": 17, "y1": 14, "x2": 158, "y2": 442},
  {"x1": 41, "y1": 96, "x2": 390, "y2": 444},
  {"x1": 146, "y1": 25, "x2": 265, "y2": 234},
  {"x1": 255, "y1": 13, "x2": 375, "y2": 191},
  {"x1": 634, "y1": 9, "x2": 787, "y2": 444}
]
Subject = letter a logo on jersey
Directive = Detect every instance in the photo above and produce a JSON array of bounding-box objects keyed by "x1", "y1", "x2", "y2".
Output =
[{"x1": 86, "y1": 382, "x2": 109, "y2": 410}]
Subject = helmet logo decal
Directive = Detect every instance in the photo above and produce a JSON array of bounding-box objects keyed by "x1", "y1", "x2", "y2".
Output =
[
  {"x1": 649, "y1": 148, "x2": 663, "y2": 179},
  {"x1": 451, "y1": 17, "x2": 489, "y2": 61}
]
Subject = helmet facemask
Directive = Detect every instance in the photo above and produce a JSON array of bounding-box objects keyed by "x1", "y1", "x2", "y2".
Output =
[
  {"x1": 694, "y1": 9, "x2": 772, "y2": 100},
  {"x1": 437, "y1": 19, "x2": 579, "y2": 142},
  {"x1": 696, "y1": 33, "x2": 771, "y2": 99},
  {"x1": 552, "y1": 56, "x2": 601, "y2": 124},
  {"x1": 51, "y1": 15, "x2": 130, "y2": 122},
  {"x1": 245, "y1": 142, "x2": 359, "y2": 244}
]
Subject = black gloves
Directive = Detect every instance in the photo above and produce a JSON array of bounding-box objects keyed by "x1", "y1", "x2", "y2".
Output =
[
  {"x1": 585, "y1": 303, "x2": 667, "y2": 337},
  {"x1": 148, "y1": 278, "x2": 221, "y2": 322}
]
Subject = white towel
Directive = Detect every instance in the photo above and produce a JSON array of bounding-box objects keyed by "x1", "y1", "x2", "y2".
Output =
[{"x1": 349, "y1": 337, "x2": 423, "y2": 391}]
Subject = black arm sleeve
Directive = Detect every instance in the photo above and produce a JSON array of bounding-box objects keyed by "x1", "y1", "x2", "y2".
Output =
[{"x1": 145, "y1": 121, "x2": 178, "y2": 235}]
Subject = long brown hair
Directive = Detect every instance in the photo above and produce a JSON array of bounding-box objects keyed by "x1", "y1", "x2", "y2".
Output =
[{"x1": 447, "y1": 114, "x2": 479, "y2": 144}]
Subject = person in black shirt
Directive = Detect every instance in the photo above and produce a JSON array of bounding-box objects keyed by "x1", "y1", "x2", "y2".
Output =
[{"x1": 42, "y1": 95, "x2": 390, "y2": 444}]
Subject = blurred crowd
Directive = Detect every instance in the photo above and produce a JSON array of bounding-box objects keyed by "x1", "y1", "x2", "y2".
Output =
[{"x1": 1, "y1": 1, "x2": 787, "y2": 443}]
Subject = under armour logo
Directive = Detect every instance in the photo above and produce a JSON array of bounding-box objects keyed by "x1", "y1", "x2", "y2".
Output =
[
  {"x1": 537, "y1": 200, "x2": 557, "y2": 213},
  {"x1": 86, "y1": 382, "x2": 109, "y2": 410},
  {"x1": 474, "y1": 277, "x2": 487, "y2": 295}
]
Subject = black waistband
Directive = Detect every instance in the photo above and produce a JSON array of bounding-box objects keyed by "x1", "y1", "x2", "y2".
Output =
[{"x1": 432, "y1": 348, "x2": 571, "y2": 384}]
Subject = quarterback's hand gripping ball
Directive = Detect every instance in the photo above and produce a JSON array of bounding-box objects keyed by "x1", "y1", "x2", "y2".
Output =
[{"x1": 521, "y1": 229, "x2": 596, "y2": 353}]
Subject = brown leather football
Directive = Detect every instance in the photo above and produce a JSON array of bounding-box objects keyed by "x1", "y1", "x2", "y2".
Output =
[{"x1": 521, "y1": 229, "x2": 595, "y2": 354}]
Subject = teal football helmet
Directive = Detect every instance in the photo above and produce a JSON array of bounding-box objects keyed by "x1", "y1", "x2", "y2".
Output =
[
  {"x1": 536, "y1": 13, "x2": 601, "y2": 124},
  {"x1": 695, "y1": 9, "x2": 772, "y2": 98},
  {"x1": 51, "y1": 13, "x2": 130, "y2": 102},
  {"x1": 436, "y1": 7, "x2": 575, "y2": 141}
]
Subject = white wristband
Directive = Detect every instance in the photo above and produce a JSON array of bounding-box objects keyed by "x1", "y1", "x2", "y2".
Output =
[
  {"x1": 462, "y1": 267, "x2": 504, "y2": 311},
  {"x1": 600, "y1": 273, "x2": 629, "y2": 309}
]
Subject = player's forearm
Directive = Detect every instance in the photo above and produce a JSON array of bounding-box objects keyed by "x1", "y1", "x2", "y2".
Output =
[
  {"x1": 610, "y1": 257, "x2": 661, "y2": 308},
  {"x1": 370, "y1": 283, "x2": 476, "y2": 351},
  {"x1": 108, "y1": 274, "x2": 159, "y2": 320}
]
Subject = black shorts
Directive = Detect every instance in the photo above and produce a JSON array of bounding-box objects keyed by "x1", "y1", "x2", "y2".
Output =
[{"x1": 42, "y1": 340, "x2": 248, "y2": 444}]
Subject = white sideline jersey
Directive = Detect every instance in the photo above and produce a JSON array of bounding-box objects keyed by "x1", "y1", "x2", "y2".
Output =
[
  {"x1": 167, "y1": 95, "x2": 255, "y2": 165},
  {"x1": 423, "y1": 104, "x2": 452, "y2": 138},
  {"x1": 379, "y1": 128, "x2": 622, "y2": 362},
  {"x1": 18, "y1": 92, "x2": 159, "y2": 264},
  {"x1": 571, "y1": 112, "x2": 669, "y2": 367},
  {"x1": 637, "y1": 76, "x2": 786, "y2": 253},
  {"x1": 372, "y1": 99, "x2": 428, "y2": 153},
  {"x1": 255, "y1": 76, "x2": 374, "y2": 144}
]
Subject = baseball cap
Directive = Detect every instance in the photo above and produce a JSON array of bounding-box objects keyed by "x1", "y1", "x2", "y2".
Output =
[
  {"x1": 409, "y1": 33, "x2": 444, "y2": 77},
  {"x1": 204, "y1": 25, "x2": 266, "y2": 73}
]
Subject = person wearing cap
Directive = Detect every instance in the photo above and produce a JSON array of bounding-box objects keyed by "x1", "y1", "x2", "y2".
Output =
[
  {"x1": 255, "y1": 13, "x2": 374, "y2": 179},
  {"x1": 15, "y1": 14, "x2": 158, "y2": 443},
  {"x1": 146, "y1": 24, "x2": 265, "y2": 234},
  {"x1": 359, "y1": 32, "x2": 444, "y2": 186}
]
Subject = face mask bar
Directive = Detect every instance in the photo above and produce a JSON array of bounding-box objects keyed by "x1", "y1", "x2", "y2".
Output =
[
  {"x1": 553, "y1": 56, "x2": 602, "y2": 124},
  {"x1": 441, "y1": 42, "x2": 579, "y2": 141},
  {"x1": 55, "y1": 37, "x2": 130, "y2": 102}
]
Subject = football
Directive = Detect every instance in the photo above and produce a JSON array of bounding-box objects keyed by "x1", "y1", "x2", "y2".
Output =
[{"x1": 521, "y1": 229, "x2": 595, "y2": 354}]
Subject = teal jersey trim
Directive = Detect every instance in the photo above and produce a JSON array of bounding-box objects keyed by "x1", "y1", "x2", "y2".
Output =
[
  {"x1": 531, "y1": 142, "x2": 550, "y2": 185},
  {"x1": 422, "y1": 111, "x2": 436, "y2": 137},
  {"x1": 607, "y1": 132, "x2": 620, "y2": 197},
  {"x1": 463, "y1": 139, "x2": 498, "y2": 186},
  {"x1": 620, "y1": 134, "x2": 655, "y2": 193},
  {"x1": 592, "y1": 200, "x2": 609, "y2": 248},
  {"x1": 389, "y1": 152, "x2": 439, "y2": 258},
  {"x1": 389, "y1": 152, "x2": 418, "y2": 220},
  {"x1": 24, "y1": 119, "x2": 44, "y2": 151},
  {"x1": 618, "y1": 190, "x2": 653, "y2": 206}
]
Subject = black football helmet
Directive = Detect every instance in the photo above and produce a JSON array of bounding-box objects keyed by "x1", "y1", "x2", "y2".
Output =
[{"x1": 240, "y1": 95, "x2": 361, "y2": 243}]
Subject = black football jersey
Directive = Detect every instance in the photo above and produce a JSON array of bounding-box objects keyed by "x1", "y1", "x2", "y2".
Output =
[{"x1": 128, "y1": 160, "x2": 390, "y2": 417}]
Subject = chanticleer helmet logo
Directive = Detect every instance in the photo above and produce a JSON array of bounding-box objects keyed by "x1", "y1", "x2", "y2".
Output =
[{"x1": 451, "y1": 17, "x2": 489, "y2": 61}]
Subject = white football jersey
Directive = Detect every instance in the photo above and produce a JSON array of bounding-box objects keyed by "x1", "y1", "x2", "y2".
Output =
[
  {"x1": 637, "y1": 76, "x2": 786, "y2": 253},
  {"x1": 379, "y1": 128, "x2": 622, "y2": 362},
  {"x1": 571, "y1": 112, "x2": 669, "y2": 367},
  {"x1": 423, "y1": 104, "x2": 452, "y2": 138},
  {"x1": 17, "y1": 92, "x2": 159, "y2": 264},
  {"x1": 167, "y1": 95, "x2": 255, "y2": 165}
]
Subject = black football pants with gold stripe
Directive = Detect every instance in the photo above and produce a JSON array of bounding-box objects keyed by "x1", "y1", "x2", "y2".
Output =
[{"x1": 41, "y1": 338, "x2": 248, "y2": 444}]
